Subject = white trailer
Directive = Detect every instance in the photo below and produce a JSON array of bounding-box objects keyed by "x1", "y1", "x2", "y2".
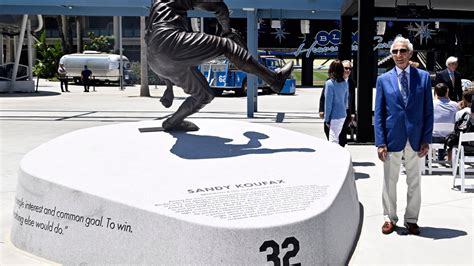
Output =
[{"x1": 59, "y1": 51, "x2": 132, "y2": 84}]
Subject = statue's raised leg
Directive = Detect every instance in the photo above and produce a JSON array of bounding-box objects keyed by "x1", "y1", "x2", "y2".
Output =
[
  {"x1": 240, "y1": 59, "x2": 294, "y2": 93},
  {"x1": 223, "y1": 42, "x2": 294, "y2": 93}
]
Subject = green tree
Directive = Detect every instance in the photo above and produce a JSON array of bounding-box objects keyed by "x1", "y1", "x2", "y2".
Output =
[
  {"x1": 33, "y1": 31, "x2": 64, "y2": 79},
  {"x1": 84, "y1": 32, "x2": 115, "y2": 53}
]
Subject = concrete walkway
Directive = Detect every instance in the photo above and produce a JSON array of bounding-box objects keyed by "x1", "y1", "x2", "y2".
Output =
[{"x1": 1, "y1": 80, "x2": 472, "y2": 265}]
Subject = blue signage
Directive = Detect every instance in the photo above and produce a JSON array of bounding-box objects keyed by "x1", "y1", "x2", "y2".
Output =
[{"x1": 294, "y1": 30, "x2": 393, "y2": 57}]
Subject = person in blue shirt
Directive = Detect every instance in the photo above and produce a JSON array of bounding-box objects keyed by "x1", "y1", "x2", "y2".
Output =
[
  {"x1": 319, "y1": 60, "x2": 356, "y2": 146},
  {"x1": 324, "y1": 60, "x2": 348, "y2": 145},
  {"x1": 433, "y1": 83, "x2": 459, "y2": 160}
]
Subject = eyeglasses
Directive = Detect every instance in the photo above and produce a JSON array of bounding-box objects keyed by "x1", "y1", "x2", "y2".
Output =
[
  {"x1": 391, "y1": 48, "x2": 408, "y2": 54},
  {"x1": 344, "y1": 67, "x2": 352, "y2": 70}
]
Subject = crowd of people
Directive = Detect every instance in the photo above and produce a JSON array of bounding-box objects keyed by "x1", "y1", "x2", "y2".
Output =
[
  {"x1": 319, "y1": 53, "x2": 473, "y2": 149},
  {"x1": 318, "y1": 36, "x2": 473, "y2": 236}
]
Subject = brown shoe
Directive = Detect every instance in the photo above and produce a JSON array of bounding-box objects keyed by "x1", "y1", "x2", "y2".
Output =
[
  {"x1": 382, "y1": 221, "x2": 395, "y2": 234},
  {"x1": 404, "y1": 222, "x2": 420, "y2": 235}
]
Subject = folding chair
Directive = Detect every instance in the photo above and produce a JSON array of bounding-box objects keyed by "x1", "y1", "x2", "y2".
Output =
[
  {"x1": 426, "y1": 123, "x2": 455, "y2": 174},
  {"x1": 452, "y1": 132, "x2": 474, "y2": 192}
]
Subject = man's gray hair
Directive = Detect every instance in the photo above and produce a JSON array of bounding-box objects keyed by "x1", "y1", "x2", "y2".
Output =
[
  {"x1": 342, "y1": 60, "x2": 352, "y2": 67},
  {"x1": 446, "y1": 56, "x2": 458, "y2": 66},
  {"x1": 390, "y1": 36, "x2": 413, "y2": 53}
]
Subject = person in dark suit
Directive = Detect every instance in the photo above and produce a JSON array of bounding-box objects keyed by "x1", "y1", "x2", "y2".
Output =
[
  {"x1": 434, "y1": 56, "x2": 462, "y2": 102},
  {"x1": 81, "y1": 65, "x2": 92, "y2": 92},
  {"x1": 319, "y1": 60, "x2": 356, "y2": 146},
  {"x1": 374, "y1": 36, "x2": 433, "y2": 235}
]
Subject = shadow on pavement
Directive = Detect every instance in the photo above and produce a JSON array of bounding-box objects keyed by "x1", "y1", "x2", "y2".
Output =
[
  {"x1": 396, "y1": 226, "x2": 467, "y2": 239},
  {"x1": 128, "y1": 96, "x2": 187, "y2": 100},
  {"x1": 353, "y1": 161, "x2": 376, "y2": 167},
  {"x1": 451, "y1": 186, "x2": 474, "y2": 193},
  {"x1": 0, "y1": 90, "x2": 61, "y2": 97},
  {"x1": 354, "y1": 172, "x2": 370, "y2": 180}
]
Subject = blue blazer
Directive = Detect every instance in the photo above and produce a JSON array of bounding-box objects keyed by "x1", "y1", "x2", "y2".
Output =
[{"x1": 374, "y1": 66, "x2": 433, "y2": 152}]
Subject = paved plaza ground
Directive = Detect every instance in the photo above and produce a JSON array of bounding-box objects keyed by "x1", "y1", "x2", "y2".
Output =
[{"x1": 0, "y1": 80, "x2": 473, "y2": 265}]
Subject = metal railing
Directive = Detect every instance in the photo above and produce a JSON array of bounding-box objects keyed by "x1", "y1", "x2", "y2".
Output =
[{"x1": 0, "y1": 63, "x2": 29, "y2": 81}]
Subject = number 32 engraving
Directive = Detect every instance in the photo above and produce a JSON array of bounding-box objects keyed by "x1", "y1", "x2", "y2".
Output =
[{"x1": 259, "y1": 237, "x2": 301, "y2": 266}]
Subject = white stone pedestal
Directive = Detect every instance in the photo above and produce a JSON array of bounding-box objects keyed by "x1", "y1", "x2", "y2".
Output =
[
  {"x1": 11, "y1": 119, "x2": 360, "y2": 265},
  {"x1": 0, "y1": 80, "x2": 35, "y2": 92}
]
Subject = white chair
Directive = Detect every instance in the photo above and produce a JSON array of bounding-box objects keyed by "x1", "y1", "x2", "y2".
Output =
[
  {"x1": 452, "y1": 132, "x2": 474, "y2": 192},
  {"x1": 426, "y1": 123, "x2": 455, "y2": 174}
]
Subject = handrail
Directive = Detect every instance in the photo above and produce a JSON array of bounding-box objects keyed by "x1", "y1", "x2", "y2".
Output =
[
  {"x1": 377, "y1": 54, "x2": 392, "y2": 66},
  {"x1": 417, "y1": 52, "x2": 442, "y2": 71},
  {"x1": 0, "y1": 63, "x2": 29, "y2": 81}
]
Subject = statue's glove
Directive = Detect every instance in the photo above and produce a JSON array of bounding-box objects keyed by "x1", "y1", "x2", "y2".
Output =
[{"x1": 222, "y1": 28, "x2": 247, "y2": 49}]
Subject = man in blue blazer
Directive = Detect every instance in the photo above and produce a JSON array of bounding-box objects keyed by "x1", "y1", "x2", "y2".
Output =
[{"x1": 374, "y1": 36, "x2": 433, "y2": 235}]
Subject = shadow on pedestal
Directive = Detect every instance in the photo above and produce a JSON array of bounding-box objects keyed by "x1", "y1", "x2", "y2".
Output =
[{"x1": 168, "y1": 131, "x2": 315, "y2": 159}]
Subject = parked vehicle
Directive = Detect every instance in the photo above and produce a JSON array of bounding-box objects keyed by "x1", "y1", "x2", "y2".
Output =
[
  {"x1": 59, "y1": 51, "x2": 132, "y2": 85},
  {"x1": 198, "y1": 56, "x2": 296, "y2": 96}
]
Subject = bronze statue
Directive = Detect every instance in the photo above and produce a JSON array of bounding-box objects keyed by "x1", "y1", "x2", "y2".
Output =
[{"x1": 146, "y1": 0, "x2": 293, "y2": 131}]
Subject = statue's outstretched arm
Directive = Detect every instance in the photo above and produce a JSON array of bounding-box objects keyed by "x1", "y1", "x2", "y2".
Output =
[{"x1": 195, "y1": 2, "x2": 230, "y2": 35}]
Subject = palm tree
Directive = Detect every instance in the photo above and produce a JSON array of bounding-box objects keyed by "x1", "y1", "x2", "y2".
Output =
[
  {"x1": 76, "y1": 16, "x2": 83, "y2": 53},
  {"x1": 55, "y1": 15, "x2": 68, "y2": 54},
  {"x1": 55, "y1": 15, "x2": 76, "y2": 54}
]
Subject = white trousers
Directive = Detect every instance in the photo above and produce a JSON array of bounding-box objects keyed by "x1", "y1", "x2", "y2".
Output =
[
  {"x1": 328, "y1": 118, "x2": 346, "y2": 144},
  {"x1": 382, "y1": 141, "x2": 421, "y2": 224}
]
